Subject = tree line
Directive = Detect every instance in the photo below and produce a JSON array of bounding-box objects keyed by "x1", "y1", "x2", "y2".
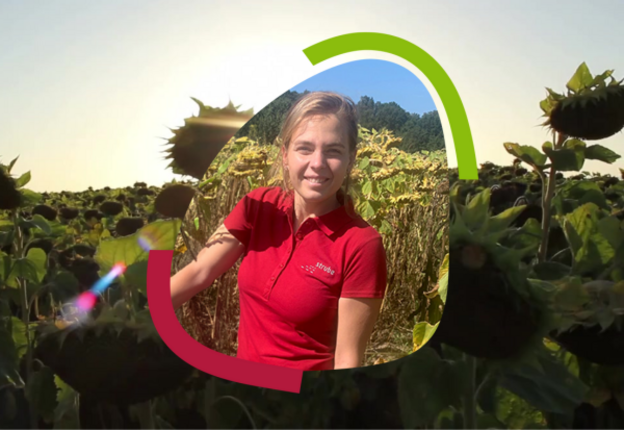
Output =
[{"x1": 234, "y1": 90, "x2": 445, "y2": 153}]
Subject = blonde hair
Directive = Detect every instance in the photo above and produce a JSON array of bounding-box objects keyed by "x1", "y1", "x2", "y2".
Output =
[{"x1": 269, "y1": 91, "x2": 359, "y2": 214}]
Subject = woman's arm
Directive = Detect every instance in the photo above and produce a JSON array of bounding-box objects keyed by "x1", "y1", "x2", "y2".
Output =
[
  {"x1": 334, "y1": 297, "x2": 383, "y2": 369},
  {"x1": 170, "y1": 223, "x2": 245, "y2": 311}
]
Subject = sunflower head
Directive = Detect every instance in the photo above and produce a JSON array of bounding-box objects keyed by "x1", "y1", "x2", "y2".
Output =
[
  {"x1": 540, "y1": 62, "x2": 624, "y2": 140},
  {"x1": 165, "y1": 99, "x2": 253, "y2": 180}
]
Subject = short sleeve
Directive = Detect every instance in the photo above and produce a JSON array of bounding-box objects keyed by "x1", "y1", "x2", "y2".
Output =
[
  {"x1": 222, "y1": 187, "x2": 268, "y2": 248},
  {"x1": 340, "y1": 235, "x2": 387, "y2": 298}
]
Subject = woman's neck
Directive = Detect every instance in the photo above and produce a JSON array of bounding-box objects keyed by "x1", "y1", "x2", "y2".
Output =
[{"x1": 292, "y1": 193, "x2": 340, "y2": 232}]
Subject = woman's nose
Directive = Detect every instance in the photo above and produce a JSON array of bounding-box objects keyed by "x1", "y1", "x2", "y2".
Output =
[{"x1": 310, "y1": 150, "x2": 327, "y2": 168}]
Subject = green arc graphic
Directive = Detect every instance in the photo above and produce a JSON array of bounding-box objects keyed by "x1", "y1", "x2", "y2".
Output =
[{"x1": 303, "y1": 32, "x2": 478, "y2": 180}]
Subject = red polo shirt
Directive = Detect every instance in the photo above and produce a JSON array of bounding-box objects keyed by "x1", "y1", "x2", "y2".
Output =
[{"x1": 222, "y1": 186, "x2": 387, "y2": 371}]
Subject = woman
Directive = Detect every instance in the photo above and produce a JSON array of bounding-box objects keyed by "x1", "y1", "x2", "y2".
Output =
[{"x1": 170, "y1": 91, "x2": 388, "y2": 371}]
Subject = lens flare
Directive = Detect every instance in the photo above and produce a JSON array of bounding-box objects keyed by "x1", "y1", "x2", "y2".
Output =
[
  {"x1": 138, "y1": 232, "x2": 157, "y2": 252},
  {"x1": 91, "y1": 262, "x2": 127, "y2": 295},
  {"x1": 76, "y1": 291, "x2": 97, "y2": 311},
  {"x1": 66, "y1": 262, "x2": 127, "y2": 316}
]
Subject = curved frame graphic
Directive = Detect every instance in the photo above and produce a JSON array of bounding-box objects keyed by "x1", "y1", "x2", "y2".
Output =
[
  {"x1": 304, "y1": 32, "x2": 478, "y2": 180},
  {"x1": 147, "y1": 32, "x2": 478, "y2": 395}
]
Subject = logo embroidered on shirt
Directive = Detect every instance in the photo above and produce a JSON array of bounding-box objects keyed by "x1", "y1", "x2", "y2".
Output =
[
  {"x1": 316, "y1": 262, "x2": 335, "y2": 275},
  {"x1": 300, "y1": 262, "x2": 335, "y2": 276},
  {"x1": 301, "y1": 264, "x2": 317, "y2": 273}
]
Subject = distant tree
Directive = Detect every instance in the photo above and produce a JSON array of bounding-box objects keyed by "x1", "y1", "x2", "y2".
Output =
[
  {"x1": 372, "y1": 101, "x2": 410, "y2": 132},
  {"x1": 415, "y1": 111, "x2": 445, "y2": 151},
  {"x1": 399, "y1": 113, "x2": 427, "y2": 152},
  {"x1": 235, "y1": 90, "x2": 307, "y2": 145},
  {"x1": 356, "y1": 96, "x2": 443, "y2": 153},
  {"x1": 357, "y1": 96, "x2": 377, "y2": 130},
  {"x1": 235, "y1": 92, "x2": 444, "y2": 153}
]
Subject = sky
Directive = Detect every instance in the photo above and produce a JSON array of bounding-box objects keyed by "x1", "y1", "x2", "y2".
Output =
[
  {"x1": 290, "y1": 60, "x2": 436, "y2": 115},
  {"x1": 1, "y1": 0, "x2": 623, "y2": 192}
]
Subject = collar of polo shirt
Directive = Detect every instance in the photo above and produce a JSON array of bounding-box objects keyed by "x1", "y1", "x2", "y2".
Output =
[{"x1": 278, "y1": 189, "x2": 357, "y2": 237}]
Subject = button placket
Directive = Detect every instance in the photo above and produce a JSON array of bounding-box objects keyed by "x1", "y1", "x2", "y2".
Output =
[{"x1": 264, "y1": 244, "x2": 296, "y2": 300}]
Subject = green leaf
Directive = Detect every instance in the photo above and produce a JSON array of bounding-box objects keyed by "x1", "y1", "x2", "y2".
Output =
[
  {"x1": 379, "y1": 219, "x2": 392, "y2": 236},
  {"x1": 553, "y1": 277, "x2": 590, "y2": 311},
  {"x1": 588, "y1": 69, "x2": 614, "y2": 88},
  {"x1": 19, "y1": 189, "x2": 42, "y2": 207},
  {"x1": 124, "y1": 260, "x2": 149, "y2": 295},
  {"x1": 25, "y1": 366, "x2": 57, "y2": 424},
  {"x1": 543, "y1": 140, "x2": 586, "y2": 172},
  {"x1": 0, "y1": 322, "x2": 24, "y2": 387},
  {"x1": 563, "y1": 203, "x2": 615, "y2": 275},
  {"x1": 47, "y1": 270, "x2": 80, "y2": 303},
  {"x1": 584, "y1": 145, "x2": 621, "y2": 164},
  {"x1": 95, "y1": 219, "x2": 181, "y2": 276},
  {"x1": 206, "y1": 396, "x2": 248, "y2": 429},
  {"x1": 0, "y1": 252, "x2": 13, "y2": 286},
  {"x1": 398, "y1": 348, "x2": 464, "y2": 429},
  {"x1": 20, "y1": 215, "x2": 52, "y2": 236},
  {"x1": 370, "y1": 181, "x2": 380, "y2": 200},
  {"x1": 8, "y1": 156, "x2": 19, "y2": 174},
  {"x1": 540, "y1": 97, "x2": 554, "y2": 115},
  {"x1": 546, "y1": 87, "x2": 565, "y2": 101},
  {"x1": 531, "y1": 262, "x2": 571, "y2": 281},
  {"x1": 598, "y1": 216, "x2": 623, "y2": 251},
  {"x1": 503, "y1": 143, "x2": 547, "y2": 168},
  {"x1": 360, "y1": 200, "x2": 381, "y2": 221},
  {"x1": 463, "y1": 189, "x2": 490, "y2": 230},
  {"x1": 217, "y1": 154, "x2": 237, "y2": 175},
  {"x1": 358, "y1": 157, "x2": 370, "y2": 170},
  {"x1": 385, "y1": 178, "x2": 395, "y2": 194},
  {"x1": 53, "y1": 375, "x2": 79, "y2": 428},
  {"x1": 14, "y1": 171, "x2": 31, "y2": 188},
  {"x1": 491, "y1": 387, "x2": 547, "y2": 429},
  {"x1": 489, "y1": 205, "x2": 527, "y2": 232},
  {"x1": 499, "y1": 348, "x2": 588, "y2": 415},
  {"x1": 566, "y1": 62, "x2": 593, "y2": 93},
  {"x1": 559, "y1": 181, "x2": 609, "y2": 212},
  {"x1": 10, "y1": 316, "x2": 28, "y2": 359},
  {"x1": 438, "y1": 253, "x2": 449, "y2": 304},
  {"x1": 412, "y1": 322, "x2": 439, "y2": 352},
  {"x1": 361, "y1": 179, "x2": 372, "y2": 197},
  {"x1": 7, "y1": 248, "x2": 47, "y2": 287}
]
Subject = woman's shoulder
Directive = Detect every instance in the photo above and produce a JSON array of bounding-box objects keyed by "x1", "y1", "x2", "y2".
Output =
[{"x1": 344, "y1": 215, "x2": 385, "y2": 248}]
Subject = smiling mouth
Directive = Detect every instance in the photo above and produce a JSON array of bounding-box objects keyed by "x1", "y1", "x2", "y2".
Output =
[{"x1": 305, "y1": 177, "x2": 329, "y2": 184}]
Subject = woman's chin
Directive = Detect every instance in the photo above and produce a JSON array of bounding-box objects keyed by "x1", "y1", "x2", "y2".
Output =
[{"x1": 295, "y1": 187, "x2": 336, "y2": 204}]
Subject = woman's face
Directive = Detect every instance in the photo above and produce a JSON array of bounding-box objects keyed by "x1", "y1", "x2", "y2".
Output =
[{"x1": 283, "y1": 113, "x2": 354, "y2": 208}]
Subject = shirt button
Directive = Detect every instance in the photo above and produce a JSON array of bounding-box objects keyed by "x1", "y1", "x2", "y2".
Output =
[
  {"x1": 279, "y1": 264, "x2": 284, "y2": 268},
  {"x1": 270, "y1": 276, "x2": 275, "y2": 281}
]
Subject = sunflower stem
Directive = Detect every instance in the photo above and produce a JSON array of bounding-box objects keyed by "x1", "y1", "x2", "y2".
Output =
[
  {"x1": 463, "y1": 354, "x2": 477, "y2": 429},
  {"x1": 538, "y1": 132, "x2": 566, "y2": 263},
  {"x1": 12, "y1": 209, "x2": 37, "y2": 429},
  {"x1": 135, "y1": 400, "x2": 155, "y2": 430}
]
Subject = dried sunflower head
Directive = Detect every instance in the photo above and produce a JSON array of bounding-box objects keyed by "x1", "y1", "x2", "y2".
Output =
[
  {"x1": 165, "y1": 99, "x2": 253, "y2": 180},
  {"x1": 0, "y1": 165, "x2": 21, "y2": 210},
  {"x1": 154, "y1": 184, "x2": 197, "y2": 219},
  {"x1": 541, "y1": 62, "x2": 624, "y2": 140}
]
